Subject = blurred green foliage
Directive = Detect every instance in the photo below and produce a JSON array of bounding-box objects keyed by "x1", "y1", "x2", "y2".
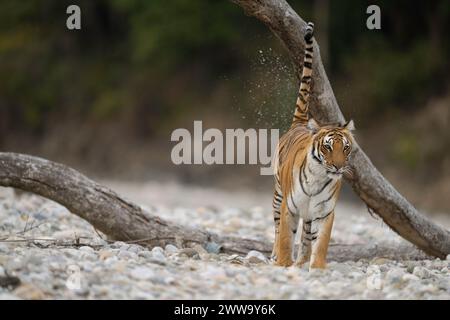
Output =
[{"x1": 0, "y1": 0, "x2": 449, "y2": 138}]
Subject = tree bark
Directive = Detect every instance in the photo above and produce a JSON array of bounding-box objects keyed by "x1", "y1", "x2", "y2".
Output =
[
  {"x1": 1, "y1": 152, "x2": 427, "y2": 262},
  {"x1": 230, "y1": 0, "x2": 450, "y2": 258},
  {"x1": 0, "y1": 153, "x2": 430, "y2": 261}
]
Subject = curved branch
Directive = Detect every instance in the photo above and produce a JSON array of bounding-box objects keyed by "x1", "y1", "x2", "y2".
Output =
[
  {"x1": 230, "y1": 0, "x2": 450, "y2": 258},
  {"x1": 0, "y1": 152, "x2": 269, "y2": 255},
  {"x1": 0, "y1": 152, "x2": 428, "y2": 261}
]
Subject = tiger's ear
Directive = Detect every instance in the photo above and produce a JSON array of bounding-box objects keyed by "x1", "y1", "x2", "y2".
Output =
[
  {"x1": 343, "y1": 119, "x2": 355, "y2": 131},
  {"x1": 307, "y1": 118, "x2": 320, "y2": 133}
]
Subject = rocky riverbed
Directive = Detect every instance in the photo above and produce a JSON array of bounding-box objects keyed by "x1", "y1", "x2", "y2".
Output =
[{"x1": 0, "y1": 182, "x2": 449, "y2": 299}]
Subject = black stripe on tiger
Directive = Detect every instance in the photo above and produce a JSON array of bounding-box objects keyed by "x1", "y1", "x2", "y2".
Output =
[
  {"x1": 315, "y1": 184, "x2": 339, "y2": 208},
  {"x1": 311, "y1": 178, "x2": 332, "y2": 197},
  {"x1": 292, "y1": 21, "x2": 314, "y2": 126},
  {"x1": 312, "y1": 211, "x2": 333, "y2": 222},
  {"x1": 303, "y1": 61, "x2": 312, "y2": 69}
]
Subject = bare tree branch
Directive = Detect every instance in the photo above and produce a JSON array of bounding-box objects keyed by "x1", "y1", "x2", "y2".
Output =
[
  {"x1": 230, "y1": 0, "x2": 450, "y2": 258},
  {"x1": 0, "y1": 152, "x2": 429, "y2": 261},
  {"x1": 0, "y1": 153, "x2": 270, "y2": 255}
]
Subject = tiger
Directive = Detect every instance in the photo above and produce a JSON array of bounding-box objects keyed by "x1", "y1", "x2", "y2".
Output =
[{"x1": 271, "y1": 22, "x2": 355, "y2": 269}]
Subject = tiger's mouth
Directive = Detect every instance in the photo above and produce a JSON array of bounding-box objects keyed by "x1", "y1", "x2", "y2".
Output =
[
  {"x1": 325, "y1": 165, "x2": 353, "y2": 178},
  {"x1": 326, "y1": 170, "x2": 342, "y2": 177}
]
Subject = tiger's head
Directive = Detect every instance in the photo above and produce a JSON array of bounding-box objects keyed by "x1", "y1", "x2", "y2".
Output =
[{"x1": 307, "y1": 118, "x2": 355, "y2": 177}]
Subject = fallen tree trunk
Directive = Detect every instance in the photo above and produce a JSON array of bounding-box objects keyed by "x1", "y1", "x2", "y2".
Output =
[
  {"x1": 0, "y1": 153, "x2": 430, "y2": 261},
  {"x1": 0, "y1": 152, "x2": 268, "y2": 255},
  {"x1": 230, "y1": 0, "x2": 450, "y2": 258}
]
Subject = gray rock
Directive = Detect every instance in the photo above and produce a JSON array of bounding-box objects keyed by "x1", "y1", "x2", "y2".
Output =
[
  {"x1": 245, "y1": 250, "x2": 267, "y2": 264},
  {"x1": 402, "y1": 273, "x2": 420, "y2": 282},
  {"x1": 126, "y1": 244, "x2": 144, "y2": 253},
  {"x1": 130, "y1": 267, "x2": 154, "y2": 280},
  {"x1": 385, "y1": 268, "x2": 404, "y2": 284},
  {"x1": 413, "y1": 266, "x2": 431, "y2": 279},
  {"x1": 151, "y1": 247, "x2": 166, "y2": 262},
  {"x1": 0, "y1": 244, "x2": 10, "y2": 253},
  {"x1": 79, "y1": 246, "x2": 95, "y2": 254},
  {"x1": 138, "y1": 250, "x2": 153, "y2": 259},
  {"x1": 5, "y1": 258, "x2": 25, "y2": 271},
  {"x1": 0, "y1": 293, "x2": 20, "y2": 300},
  {"x1": 179, "y1": 248, "x2": 198, "y2": 258},
  {"x1": 118, "y1": 250, "x2": 138, "y2": 260},
  {"x1": 110, "y1": 241, "x2": 127, "y2": 249},
  {"x1": 151, "y1": 246, "x2": 165, "y2": 256},
  {"x1": 205, "y1": 242, "x2": 222, "y2": 254},
  {"x1": 165, "y1": 244, "x2": 178, "y2": 255}
]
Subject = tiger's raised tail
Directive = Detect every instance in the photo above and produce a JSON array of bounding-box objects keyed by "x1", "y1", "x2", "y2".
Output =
[{"x1": 292, "y1": 22, "x2": 314, "y2": 126}]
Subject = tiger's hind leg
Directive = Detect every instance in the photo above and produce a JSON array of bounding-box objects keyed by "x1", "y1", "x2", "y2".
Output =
[
  {"x1": 275, "y1": 199, "x2": 299, "y2": 267},
  {"x1": 271, "y1": 176, "x2": 283, "y2": 260},
  {"x1": 309, "y1": 211, "x2": 335, "y2": 269}
]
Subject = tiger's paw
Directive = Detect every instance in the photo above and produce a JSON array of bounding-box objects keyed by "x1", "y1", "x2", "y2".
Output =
[
  {"x1": 309, "y1": 260, "x2": 327, "y2": 270},
  {"x1": 274, "y1": 258, "x2": 294, "y2": 267},
  {"x1": 294, "y1": 257, "x2": 309, "y2": 268}
]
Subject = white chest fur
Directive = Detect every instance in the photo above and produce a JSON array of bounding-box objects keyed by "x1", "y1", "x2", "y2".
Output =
[{"x1": 290, "y1": 150, "x2": 341, "y2": 219}]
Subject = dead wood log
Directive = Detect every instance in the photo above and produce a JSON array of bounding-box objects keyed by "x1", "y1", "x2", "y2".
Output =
[
  {"x1": 230, "y1": 0, "x2": 450, "y2": 258},
  {"x1": 0, "y1": 152, "x2": 431, "y2": 261},
  {"x1": 0, "y1": 152, "x2": 271, "y2": 254}
]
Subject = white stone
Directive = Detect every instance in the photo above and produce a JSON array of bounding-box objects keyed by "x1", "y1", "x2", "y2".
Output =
[
  {"x1": 79, "y1": 246, "x2": 95, "y2": 253},
  {"x1": 164, "y1": 244, "x2": 178, "y2": 255},
  {"x1": 245, "y1": 250, "x2": 267, "y2": 264},
  {"x1": 130, "y1": 267, "x2": 154, "y2": 280},
  {"x1": 402, "y1": 274, "x2": 420, "y2": 282},
  {"x1": 413, "y1": 266, "x2": 431, "y2": 279},
  {"x1": 151, "y1": 246, "x2": 165, "y2": 256}
]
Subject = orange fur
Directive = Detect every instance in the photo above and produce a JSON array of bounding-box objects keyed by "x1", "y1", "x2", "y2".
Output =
[{"x1": 271, "y1": 22, "x2": 355, "y2": 270}]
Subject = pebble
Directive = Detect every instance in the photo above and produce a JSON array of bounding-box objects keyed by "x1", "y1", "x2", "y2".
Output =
[
  {"x1": 245, "y1": 250, "x2": 268, "y2": 264},
  {"x1": 179, "y1": 248, "x2": 198, "y2": 258},
  {"x1": 151, "y1": 247, "x2": 166, "y2": 261},
  {"x1": 402, "y1": 273, "x2": 420, "y2": 282},
  {"x1": 130, "y1": 267, "x2": 154, "y2": 280},
  {"x1": 151, "y1": 246, "x2": 165, "y2": 256},
  {"x1": 205, "y1": 242, "x2": 222, "y2": 254},
  {"x1": 98, "y1": 249, "x2": 115, "y2": 261},
  {"x1": 79, "y1": 246, "x2": 95, "y2": 254},
  {"x1": 118, "y1": 250, "x2": 138, "y2": 260},
  {"x1": 165, "y1": 244, "x2": 178, "y2": 255},
  {"x1": 413, "y1": 266, "x2": 431, "y2": 279},
  {"x1": 385, "y1": 268, "x2": 404, "y2": 284}
]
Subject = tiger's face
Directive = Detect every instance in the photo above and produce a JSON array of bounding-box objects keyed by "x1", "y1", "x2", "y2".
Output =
[{"x1": 308, "y1": 119, "x2": 355, "y2": 177}]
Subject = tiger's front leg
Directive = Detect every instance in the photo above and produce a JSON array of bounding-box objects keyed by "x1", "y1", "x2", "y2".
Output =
[
  {"x1": 309, "y1": 210, "x2": 334, "y2": 270},
  {"x1": 275, "y1": 200, "x2": 298, "y2": 267},
  {"x1": 295, "y1": 219, "x2": 312, "y2": 267}
]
